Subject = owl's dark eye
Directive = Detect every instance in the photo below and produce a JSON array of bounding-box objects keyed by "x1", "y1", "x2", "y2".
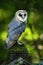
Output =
[
  {"x1": 19, "y1": 14, "x2": 22, "y2": 17},
  {"x1": 24, "y1": 14, "x2": 26, "y2": 16}
]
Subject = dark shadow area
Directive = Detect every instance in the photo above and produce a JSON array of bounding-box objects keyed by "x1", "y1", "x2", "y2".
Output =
[{"x1": 7, "y1": 44, "x2": 32, "y2": 64}]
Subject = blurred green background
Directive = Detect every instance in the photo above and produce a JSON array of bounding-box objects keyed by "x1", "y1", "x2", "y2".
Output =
[{"x1": 0, "y1": 0, "x2": 43, "y2": 64}]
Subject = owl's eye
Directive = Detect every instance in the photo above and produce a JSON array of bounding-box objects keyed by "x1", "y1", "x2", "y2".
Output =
[
  {"x1": 24, "y1": 14, "x2": 26, "y2": 16},
  {"x1": 19, "y1": 14, "x2": 22, "y2": 17}
]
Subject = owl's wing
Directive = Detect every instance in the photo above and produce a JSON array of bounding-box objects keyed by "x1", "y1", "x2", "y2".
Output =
[
  {"x1": 7, "y1": 19, "x2": 24, "y2": 41},
  {"x1": 8, "y1": 25, "x2": 23, "y2": 41}
]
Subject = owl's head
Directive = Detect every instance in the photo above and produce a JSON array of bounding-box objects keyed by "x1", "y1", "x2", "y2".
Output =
[{"x1": 15, "y1": 10, "x2": 27, "y2": 23}]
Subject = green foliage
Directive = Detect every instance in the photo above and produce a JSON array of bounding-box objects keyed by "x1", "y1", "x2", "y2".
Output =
[{"x1": 0, "y1": 0, "x2": 43, "y2": 64}]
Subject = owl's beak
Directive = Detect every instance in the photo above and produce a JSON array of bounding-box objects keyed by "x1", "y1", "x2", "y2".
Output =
[{"x1": 22, "y1": 15, "x2": 24, "y2": 19}]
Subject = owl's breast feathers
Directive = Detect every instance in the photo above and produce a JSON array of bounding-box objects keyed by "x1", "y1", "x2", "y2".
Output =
[
  {"x1": 8, "y1": 19, "x2": 25, "y2": 40},
  {"x1": 8, "y1": 18, "x2": 25, "y2": 33}
]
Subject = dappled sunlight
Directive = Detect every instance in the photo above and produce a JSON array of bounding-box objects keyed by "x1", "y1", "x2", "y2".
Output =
[
  {"x1": 18, "y1": 27, "x2": 32, "y2": 40},
  {"x1": 25, "y1": 27, "x2": 33, "y2": 41},
  {"x1": 33, "y1": 32, "x2": 39, "y2": 40},
  {"x1": 1, "y1": 31, "x2": 7, "y2": 41},
  {"x1": 25, "y1": 44, "x2": 34, "y2": 54},
  {"x1": 18, "y1": 27, "x2": 33, "y2": 42},
  {"x1": 19, "y1": 27, "x2": 39, "y2": 42}
]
